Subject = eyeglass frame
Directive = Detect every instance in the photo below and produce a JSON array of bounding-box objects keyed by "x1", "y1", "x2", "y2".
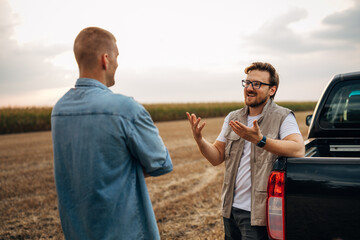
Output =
[{"x1": 242, "y1": 79, "x2": 274, "y2": 89}]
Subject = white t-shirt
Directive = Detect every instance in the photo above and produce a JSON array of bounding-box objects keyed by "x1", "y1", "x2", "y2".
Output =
[{"x1": 216, "y1": 113, "x2": 301, "y2": 211}]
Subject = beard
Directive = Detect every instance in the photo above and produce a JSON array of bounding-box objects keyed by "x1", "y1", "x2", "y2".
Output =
[
  {"x1": 248, "y1": 96, "x2": 268, "y2": 108},
  {"x1": 245, "y1": 90, "x2": 269, "y2": 108}
]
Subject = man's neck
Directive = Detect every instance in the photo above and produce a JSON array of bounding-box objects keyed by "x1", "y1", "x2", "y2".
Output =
[
  {"x1": 248, "y1": 106, "x2": 264, "y2": 116},
  {"x1": 248, "y1": 99, "x2": 271, "y2": 116},
  {"x1": 79, "y1": 72, "x2": 106, "y2": 86}
]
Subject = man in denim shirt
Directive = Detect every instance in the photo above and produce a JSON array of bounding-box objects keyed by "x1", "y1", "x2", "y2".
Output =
[{"x1": 51, "y1": 27, "x2": 173, "y2": 240}]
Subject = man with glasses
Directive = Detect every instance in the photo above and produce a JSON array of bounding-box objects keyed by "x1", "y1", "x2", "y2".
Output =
[{"x1": 187, "y1": 62, "x2": 304, "y2": 239}]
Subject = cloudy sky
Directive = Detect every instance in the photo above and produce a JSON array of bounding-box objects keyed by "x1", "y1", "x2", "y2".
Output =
[{"x1": 0, "y1": 0, "x2": 359, "y2": 106}]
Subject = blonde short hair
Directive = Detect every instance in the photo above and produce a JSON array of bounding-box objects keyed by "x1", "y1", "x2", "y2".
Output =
[{"x1": 74, "y1": 27, "x2": 116, "y2": 69}]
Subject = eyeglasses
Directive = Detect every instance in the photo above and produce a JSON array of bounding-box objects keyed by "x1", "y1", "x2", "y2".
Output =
[{"x1": 242, "y1": 80, "x2": 273, "y2": 89}]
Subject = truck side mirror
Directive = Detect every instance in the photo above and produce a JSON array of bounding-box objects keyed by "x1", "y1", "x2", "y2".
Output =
[{"x1": 306, "y1": 115, "x2": 313, "y2": 126}]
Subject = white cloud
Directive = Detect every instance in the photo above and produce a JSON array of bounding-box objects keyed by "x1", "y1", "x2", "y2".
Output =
[
  {"x1": 314, "y1": 1, "x2": 360, "y2": 45},
  {"x1": 0, "y1": 0, "x2": 75, "y2": 95},
  {"x1": 246, "y1": 2, "x2": 360, "y2": 54},
  {"x1": 248, "y1": 8, "x2": 315, "y2": 53}
]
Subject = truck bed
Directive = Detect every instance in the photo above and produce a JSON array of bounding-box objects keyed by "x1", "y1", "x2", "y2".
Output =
[{"x1": 305, "y1": 138, "x2": 360, "y2": 158}]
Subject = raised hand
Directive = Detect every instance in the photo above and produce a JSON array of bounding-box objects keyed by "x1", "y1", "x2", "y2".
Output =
[
  {"x1": 229, "y1": 119, "x2": 263, "y2": 144},
  {"x1": 186, "y1": 112, "x2": 206, "y2": 143}
]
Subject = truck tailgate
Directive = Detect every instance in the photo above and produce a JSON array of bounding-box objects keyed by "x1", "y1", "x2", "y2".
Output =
[{"x1": 285, "y1": 158, "x2": 360, "y2": 240}]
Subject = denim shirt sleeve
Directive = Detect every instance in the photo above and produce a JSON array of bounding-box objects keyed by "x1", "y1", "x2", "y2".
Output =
[{"x1": 127, "y1": 107, "x2": 173, "y2": 177}]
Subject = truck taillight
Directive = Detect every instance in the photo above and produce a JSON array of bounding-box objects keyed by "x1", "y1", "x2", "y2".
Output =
[{"x1": 267, "y1": 171, "x2": 285, "y2": 240}]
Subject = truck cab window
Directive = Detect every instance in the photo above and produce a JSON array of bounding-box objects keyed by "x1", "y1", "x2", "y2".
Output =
[{"x1": 319, "y1": 81, "x2": 360, "y2": 128}]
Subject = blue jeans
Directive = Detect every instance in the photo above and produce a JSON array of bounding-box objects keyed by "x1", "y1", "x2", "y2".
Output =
[{"x1": 223, "y1": 207, "x2": 269, "y2": 240}]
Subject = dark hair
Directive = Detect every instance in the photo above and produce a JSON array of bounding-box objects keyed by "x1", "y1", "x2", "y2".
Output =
[{"x1": 244, "y1": 62, "x2": 279, "y2": 99}]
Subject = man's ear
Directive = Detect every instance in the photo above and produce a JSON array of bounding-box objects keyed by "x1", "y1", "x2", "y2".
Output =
[
  {"x1": 101, "y1": 53, "x2": 109, "y2": 70},
  {"x1": 270, "y1": 85, "x2": 277, "y2": 97}
]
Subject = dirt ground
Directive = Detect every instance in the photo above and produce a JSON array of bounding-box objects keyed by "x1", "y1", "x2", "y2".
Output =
[{"x1": 0, "y1": 111, "x2": 311, "y2": 239}]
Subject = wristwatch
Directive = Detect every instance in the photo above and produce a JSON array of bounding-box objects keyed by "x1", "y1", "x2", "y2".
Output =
[{"x1": 257, "y1": 136, "x2": 267, "y2": 148}]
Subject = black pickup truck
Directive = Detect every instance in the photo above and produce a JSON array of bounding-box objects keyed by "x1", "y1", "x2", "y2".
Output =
[{"x1": 266, "y1": 71, "x2": 360, "y2": 240}]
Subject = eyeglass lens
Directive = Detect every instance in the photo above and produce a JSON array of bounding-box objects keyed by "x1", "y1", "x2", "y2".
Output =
[{"x1": 243, "y1": 80, "x2": 261, "y2": 89}]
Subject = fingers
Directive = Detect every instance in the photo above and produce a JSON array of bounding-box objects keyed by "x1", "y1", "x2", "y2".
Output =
[
  {"x1": 229, "y1": 120, "x2": 246, "y2": 130},
  {"x1": 186, "y1": 112, "x2": 194, "y2": 123},
  {"x1": 186, "y1": 112, "x2": 191, "y2": 121},
  {"x1": 229, "y1": 120, "x2": 253, "y2": 138},
  {"x1": 252, "y1": 120, "x2": 262, "y2": 137},
  {"x1": 186, "y1": 112, "x2": 205, "y2": 142},
  {"x1": 198, "y1": 121, "x2": 206, "y2": 132},
  {"x1": 186, "y1": 112, "x2": 205, "y2": 131},
  {"x1": 186, "y1": 112, "x2": 196, "y2": 125},
  {"x1": 253, "y1": 119, "x2": 259, "y2": 130},
  {"x1": 229, "y1": 121, "x2": 242, "y2": 136},
  {"x1": 229, "y1": 121, "x2": 236, "y2": 130},
  {"x1": 193, "y1": 116, "x2": 206, "y2": 132}
]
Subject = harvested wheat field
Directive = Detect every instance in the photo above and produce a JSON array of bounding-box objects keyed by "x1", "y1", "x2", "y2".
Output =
[{"x1": 0, "y1": 111, "x2": 311, "y2": 240}]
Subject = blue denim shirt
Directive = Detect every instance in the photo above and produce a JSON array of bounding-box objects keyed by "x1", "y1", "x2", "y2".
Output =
[{"x1": 51, "y1": 78, "x2": 173, "y2": 240}]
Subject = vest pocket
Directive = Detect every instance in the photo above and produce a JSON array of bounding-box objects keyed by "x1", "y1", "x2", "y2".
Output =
[
  {"x1": 224, "y1": 132, "x2": 241, "y2": 184},
  {"x1": 224, "y1": 132, "x2": 240, "y2": 158},
  {"x1": 253, "y1": 190, "x2": 267, "y2": 222}
]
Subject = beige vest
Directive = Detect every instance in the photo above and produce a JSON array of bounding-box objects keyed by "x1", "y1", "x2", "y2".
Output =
[{"x1": 221, "y1": 99, "x2": 291, "y2": 226}]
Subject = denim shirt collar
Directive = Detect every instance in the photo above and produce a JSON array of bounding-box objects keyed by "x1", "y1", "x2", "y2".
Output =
[{"x1": 75, "y1": 78, "x2": 111, "y2": 92}]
